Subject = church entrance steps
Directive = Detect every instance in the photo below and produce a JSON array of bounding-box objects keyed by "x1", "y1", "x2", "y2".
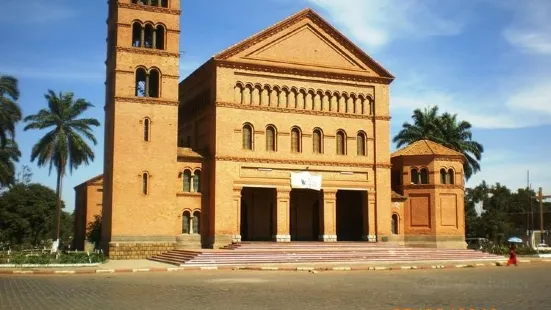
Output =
[{"x1": 148, "y1": 242, "x2": 504, "y2": 267}]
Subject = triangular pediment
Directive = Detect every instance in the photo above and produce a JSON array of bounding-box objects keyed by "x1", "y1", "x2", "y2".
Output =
[{"x1": 215, "y1": 9, "x2": 394, "y2": 79}]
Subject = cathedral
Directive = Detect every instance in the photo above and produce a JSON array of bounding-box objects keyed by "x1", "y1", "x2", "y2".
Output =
[{"x1": 73, "y1": 0, "x2": 467, "y2": 259}]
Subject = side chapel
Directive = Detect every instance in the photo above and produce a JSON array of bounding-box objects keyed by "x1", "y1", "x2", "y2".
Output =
[{"x1": 73, "y1": 0, "x2": 467, "y2": 259}]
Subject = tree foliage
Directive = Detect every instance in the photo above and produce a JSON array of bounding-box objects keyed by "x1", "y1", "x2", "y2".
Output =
[
  {"x1": 0, "y1": 183, "x2": 73, "y2": 247},
  {"x1": 86, "y1": 214, "x2": 102, "y2": 249},
  {"x1": 24, "y1": 90, "x2": 99, "y2": 242},
  {"x1": 0, "y1": 75, "x2": 22, "y2": 188},
  {"x1": 393, "y1": 106, "x2": 484, "y2": 180},
  {"x1": 465, "y1": 181, "x2": 550, "y2": 243}
]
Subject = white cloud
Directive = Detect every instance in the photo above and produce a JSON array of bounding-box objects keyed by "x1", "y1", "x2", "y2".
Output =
[
  {"x1": 0, "y1": 0, "x2": 76, "y2": 24},
  {"x1": 390, "y1": 73, "x2": 551, "y2": 129},
  {"x1": 501, "y1": 0, "x2": 551, "y2": 55},
  {"x1": 305, "y1": 0, "x2": 463, "y2": 49}
]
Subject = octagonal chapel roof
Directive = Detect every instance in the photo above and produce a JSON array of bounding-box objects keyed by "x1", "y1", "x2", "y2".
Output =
[{"x1": 391, "y1": 140, "x2": 463, "y2": 158}]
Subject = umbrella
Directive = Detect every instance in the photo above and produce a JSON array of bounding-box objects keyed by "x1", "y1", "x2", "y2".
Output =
[{"x1": 508, "y1": 237, "x2": 523, "y2": 243}]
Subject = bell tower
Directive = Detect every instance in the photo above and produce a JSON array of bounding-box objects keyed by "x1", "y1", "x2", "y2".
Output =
[{"x1": 102, "y1": 0, "x2": 181, "y2": 258}]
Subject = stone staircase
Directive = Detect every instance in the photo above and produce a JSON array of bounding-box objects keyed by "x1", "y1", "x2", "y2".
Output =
[{"x1": 148, "y1": 242, "x2": 504, "y2": 267}]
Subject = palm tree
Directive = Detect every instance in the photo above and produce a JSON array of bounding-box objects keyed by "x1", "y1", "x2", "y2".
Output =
[
  {"x1": 393, "y1": 105, "x2": 484, "y2": 180},
  {"x1": 0, "y1": 139, "x2": 21, "y2": 187},
  {"x1": 0, "y1": 75, "x2": 22, "y2": 148},
  {"x1": 437, "y1": 112, "x2": 483, "y2": 179},
  {"x1": 24, "y1": 90, "x2": 100, "y2": 245},
  {"x1": 392, "y1": 106, "x2": 443, "y2": 148}
]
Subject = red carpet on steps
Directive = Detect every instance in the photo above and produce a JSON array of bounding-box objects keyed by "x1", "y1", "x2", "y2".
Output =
[{"x1": 147, "y1": 242, "x2": 504, "y2": 267}]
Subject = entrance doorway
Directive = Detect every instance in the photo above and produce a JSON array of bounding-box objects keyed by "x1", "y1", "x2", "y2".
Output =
[
  {"x1": 240, "y1": 187, "x2": 276, "y2": 241},
  {"x1": 336, "y1": 190, "x2": 364, "y2": 241},
  {"x1": 290, "y1": 189, "x2": 320, "y2": 241}
]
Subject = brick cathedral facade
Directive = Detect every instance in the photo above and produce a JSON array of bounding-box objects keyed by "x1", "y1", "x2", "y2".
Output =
[{"x1": 73, "y1": 1, "x2": 467, "y2": 259}]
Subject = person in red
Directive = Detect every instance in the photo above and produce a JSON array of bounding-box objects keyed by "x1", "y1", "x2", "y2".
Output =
[{"x1": 507, "y1": 244, "x2": 518, "y2": 266}]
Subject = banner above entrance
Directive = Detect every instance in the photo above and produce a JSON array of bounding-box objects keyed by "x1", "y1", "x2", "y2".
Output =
[{"x1": 290, "y1": 171, "x2": 322, "y2": 191}]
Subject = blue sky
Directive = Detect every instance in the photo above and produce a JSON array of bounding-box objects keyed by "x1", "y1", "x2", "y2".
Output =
[{"x1": 2, "y1": 0, "x2": 550, "y2": 212}]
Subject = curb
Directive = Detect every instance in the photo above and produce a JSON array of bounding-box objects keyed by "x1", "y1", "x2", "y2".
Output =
[
  {"x1": 0, "y1": 260, "x2": 535, "y2": 276},
  {"x1": 0, "y1": 263, "x2": 100, "y2": 268}
]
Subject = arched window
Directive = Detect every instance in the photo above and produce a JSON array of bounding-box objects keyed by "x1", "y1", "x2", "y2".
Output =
[
  {"x1": 448, "y1": 169, "x2": 455, "y2": 185},
  {"x1": 291, "y1": 127, "x2": 301, "y2": 153},
  {"x1": 135, "y1": 68, "x2": 147, "y2": 97},
  {"x1": 143, "y1": 118, "x2": 150, "y2": 142},
  {"x1": 183, "y1": 170, "x2": 191, "y2": 192},
  {"x1": 440, "y1": 169, "x2": 447, "y2": 184},
  {"x1": 144, "y1": 24, "x2": 154, "y2": 48},
  {"x1": 410, "y1": 169, "x2": 419, "y2": 184},
  {"x1": 155, "y1": 25, "x2": 165, "y2": 50},
  {"x1": 182, "y1": 211, "x2": 190, "y2": 234},
  {"x1": 135, "y1": 68, "x2": 161, "y2": 98},
  {"x1": 266, "y1": 126, "x2": 276, "y2": 151},
  {"x1": 420, "y1": 168, "x2": 429, "y2": 184},
  {"x1": 242, "y1": 124, "x2": 253, "y2": 150},
  {"x1": 192, "y1": 211, "x2": 200, "y2": 234},
  {"x1": 132, "y1": 0, "x2": 168, "y2": 8},
  {"x1": 313, "y1": 129, "x2": 322, "y2": 154},
  {"x1": 149, "y1": 69, "x2": 160, "y2": 98},
  {"x1": 391, "y1": 214, "x2": 399, "y2": 234},
  {"x1": 142, "y1": 172, "x2": 149, "y2": 195},
  {"x1": 336, "y1": 130, "x2": 346, "y2": 155},
  {"x1": 193, "y1": 170, "x2": 201, "y2": 193},
  {"x1": 132, "y1": 22, "x2": 142, "y2": 47},
  {"x1": 357, "y1": 132, "x2": 366, "y2": 156}
]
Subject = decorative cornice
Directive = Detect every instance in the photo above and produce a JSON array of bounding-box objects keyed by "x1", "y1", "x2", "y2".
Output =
[
  {"x1": 216, "y1": 60, "x2": 392, "y2": 85},
  {"x1": 114, "y1": 69, "x2": 179, "y2": 80},
  {"x1": 118, "y1": 3, "x2": 181, "y2": 15},
  {"x1": 214, "y1": 9, "x2": 393, "y2": 80},
  {"x1": 214, "y1": 155, "x2": 391, "y2": 169},
  {"x1": 114, "y1": 96, "x2": 179, "y2": 106},
  {"x1": 401, "y1": 184, "x2": 464, "y2": 191},
  {"x1": 114, "y1": 23, "x2": 179, "y2": 34},
  {"x1": 176, "y1": 192, "x2": 202, "y2": 197},
  {"x1": 116, "y1": 47, "x2": 179, "y2": 58},
  {"x1": 215, "y1": 101, "x2": 391, "y2": 121},
  {"x1": 433, "y1": 156, "x2": 465, "y2": 163}
]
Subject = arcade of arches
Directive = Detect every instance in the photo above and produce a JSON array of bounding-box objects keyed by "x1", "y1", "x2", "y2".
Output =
[{"x1": 239, "y1": 187, "x2": 368, "y2": 242}]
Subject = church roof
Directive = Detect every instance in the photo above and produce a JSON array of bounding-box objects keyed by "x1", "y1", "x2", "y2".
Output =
[
  {"x1": 74, "y1": 174, "x2": 103, "y2": 189},
  {"x1": 213, "y1": 8, "x2": 394, "y2": 80},
  {"x1": 391, "y1": 140, "x2": 463, "y2": 158}
]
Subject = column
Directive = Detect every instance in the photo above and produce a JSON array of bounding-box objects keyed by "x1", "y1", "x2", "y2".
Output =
[
  {"x1": 145, "y1": 73, "x2": 150, "y2": 97},
  {"x1": 140, "y1": 28, "x2": 145, "y2": 48},
  {"x1": 320, "y1": 190, "x2": 337, "y2": 242},
  {"x1": 152, "y1": 30, "x2": 157, "y2": 49},
  {"x1": 368, "y1": 192, "x2": 377, "y2": 242},
  {"x1": 361, "y1": 190, "x2": 369, "y2": 241},
  {"x1": 231, "y1": 187, "x2": 242, "y2": 243},
  {"x1": 273, "y1": 188, "x2": 291, "y2": 242}
]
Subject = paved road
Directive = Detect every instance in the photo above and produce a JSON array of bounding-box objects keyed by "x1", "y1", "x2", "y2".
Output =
[{"x1": 1, "y1": 264, "x2": 550, "y2": 310}]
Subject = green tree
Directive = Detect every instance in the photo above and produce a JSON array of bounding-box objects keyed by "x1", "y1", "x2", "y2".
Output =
[
  {"x1": 0, "y1": 75, "x2": 22, "y2": 188},
  {"x1": 15, "y1": 164, "x2": 33, "y2": 185},
  {"x1": 24, "y1": 90, "x2": 99, "y2": 246},
  {"x1": 0, "y1": 183, "x2": 67, "y2": 247},
  {"x1": 0, "y1": 139, "x2": 21, "y2": 188},
  {"x1": 393, "y1": 106, "x2": 484, "y2": 180},
  {"x1": 86, "y1": 214, "x2": 102, "y2": 250},
  {"x1": 0, "y1": 75, "x2": 22, "y2": 147}
]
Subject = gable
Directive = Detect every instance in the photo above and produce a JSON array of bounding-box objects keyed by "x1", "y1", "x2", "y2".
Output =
[
  {"x1": 245, "y1": 24, "x2": 364, "y2": 71},
  {"x1": 215, "y1": 9, "x2": 393, "y2": 79}
]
